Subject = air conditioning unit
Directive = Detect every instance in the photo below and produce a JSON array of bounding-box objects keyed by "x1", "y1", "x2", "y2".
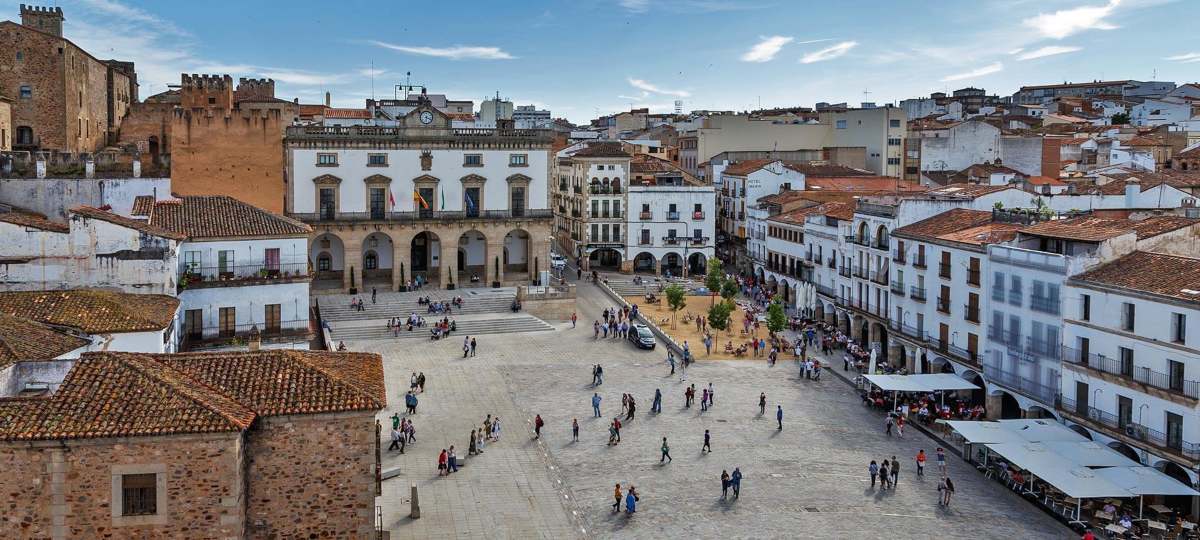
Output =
[{"x1": 1125, "y1": 424, "x2": 1146, "y2": 440}]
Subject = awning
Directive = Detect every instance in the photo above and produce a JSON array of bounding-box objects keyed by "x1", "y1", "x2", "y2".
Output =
[
  {"x1": 862, "y1": 373, "x2": 981, "y2": 393},
  {"x1": 1095, "y1": 467, "x2": 1200, "y2": 497},
  {"x1": 943, "y1": 419, "x2": 1089, "y2": 445},
  {"x1": 1040, "y1": 441, "x2": 1139, "y2": 468},
  {"x1": 985, "y1": 442, "x2": 1132, "y2": 499}
]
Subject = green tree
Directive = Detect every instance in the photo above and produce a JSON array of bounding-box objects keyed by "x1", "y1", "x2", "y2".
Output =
[
  {"x1": 707, "y1": 300, "x2": 733, "y2": 336},
  {"x1": 720, "y1": 276, "x2": 739, "y2": 304},
  {"x1": 664, "y1": 283, "x2": 687, "y2": 329},
  {"x1": 766, "y1": 301, "x2": 787, "y2": 335},
  {"x1": 704, "y1": 258, "x2": 724, "y2": 306},
  {"x1": 1110, "y1": 112, "x2": 1130, "y2": 125}
]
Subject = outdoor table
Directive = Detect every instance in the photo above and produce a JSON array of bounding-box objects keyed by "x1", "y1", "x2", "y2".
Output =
[
  {"x1": 1183, "y1": 520, "x2": 1196, "y2": 530},
  {"x1": 1095, "y1": 511, "x2": 1113, "y2": 522},
  {"x1": 1105, "y1": 524, "x2": 1127, "y2": 535},
  {"x1": 1149, "y1": 504, "x2": 1173, "y2": 515},
  {"x1": 1149, "y1": 520, "x2": 1168, "y2": 532}
]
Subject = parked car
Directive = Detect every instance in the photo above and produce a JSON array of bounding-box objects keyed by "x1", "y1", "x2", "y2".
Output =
[
  {"x1": 628, "y1": 324, "x2": 656, "y2": 350},
  {"x1": 550, "y1": 254, "x2": 567, "y2": 270}
]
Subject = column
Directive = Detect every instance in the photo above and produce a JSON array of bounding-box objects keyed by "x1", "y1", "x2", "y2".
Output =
[
  {"x1": 440, "y1": 236, "x2": 455, "y2": 289},
  {"x1": 655, "y1": 258, "x2": 662, "y2": 276},
  {"x1": 343, "y1": 234, "x2": 361, "y2": 293},
  {"x1": 487, "y1": 241, "x2": 505, "y2": 286},
  {"x1": 392, "y1": 234, "x2": 413, "y2": 291},
  {"x1": 985, "y1": 393, "x2": 1003, "y2": 420}
]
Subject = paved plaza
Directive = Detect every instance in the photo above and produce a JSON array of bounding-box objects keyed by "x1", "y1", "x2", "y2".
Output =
[{"x1": 356, "y1": 282, "x2": 1073, "y2": 539}]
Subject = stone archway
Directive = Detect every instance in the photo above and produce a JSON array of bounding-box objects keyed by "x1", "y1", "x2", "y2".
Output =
[
  {"x1": 361, "y1": 232, "x2": 394, "y2": 288},
  {"x1": 458, "y1": 229, "x2": 488, "y2": 287},
  {"x1": 630, "y1": 251, "x2": 656, "y2": 273},
  {"x1": 1067, "y1": 424, "x2": 1093, "y2": 440},
  {"x1": 411, "y1": 231, "x2": 441, "y2": 286},
  {"x1": 310, "y1": 233, "x2": 345, "y2": 290},
  {"x1": 687, "y1": 252, "x2": 707, "y2": 276},
  {"x1": 997, "y1": 390, "x2": 1022, "y2": 419},
  {"x1": 1106, "y1": 441, "x2": 1141, "y2": 463},
  {"x1": 504, "y1": 228, "x2": 531, "y2": 276},
  {"x1": 591, "y1": 248, "x2": 623, "y2": 271},
  {"x1": 661, "y1": 252, "x2": 683, "y2": 277}
]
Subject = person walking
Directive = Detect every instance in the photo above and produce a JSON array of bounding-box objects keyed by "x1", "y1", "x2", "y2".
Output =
[
  {"x1": 468, "y1": 429, "x2": 478, "y2": 455},
  {"x1": 371, "y1": 287, "x2": 377, "y2": 304},
  {"x1": 534, "y1": 414, "x2": 544, "y2": 439},
  {"x1": 700, "y1": 387, "x2": 709, "y2": 412},
  {"x1": 668, "y1": 352, "x2": 676, "y2": 375},
  {"x1": 915, "y1": 449, "x2": 927, "y2": 477},
  {"x1": 896, "y1": 415, "x2": 905, "y2": 438},
  {"x1": 702, "y1": 429, "x2": 711, "y2": 453},
  {"x1": 938, "y1": 476, "x2": 955, "y2": 507},
  {"x1": 869, "y1": 460, "x2": 880, "y2": 489},
  {"x1": 612, "y1": 483, "x2": 623, "y2": 512},
  {"x1": 389, "y1": 425, "x2": 403, "y2": 451},
  {"x1": 660, "y1": 437, "x2": 672, "y2": 463},
  {"x1": 652, "y1": 388, "x2": 662, "y2": 413},
  {"x1": 463, "y1": 335, "x2": 470, "y2": 358},
  {"x1": 613, "y1": 417, "x2": 622, "y2": 443},
  {"x1": 448, "y1": 446, "x2": 458, "y2": 473},
  {"x1": 707, "y1": 382, "x2": 715, "y2": 405},
  {"x1": 879, "y1": 460, "x2": 890, "y2": 490},
  {"x1": 594, "y1": 320, "x2": 600, "y2": 339},
  {"x1": 492, "y1": 417, "x2": 502, "y2": 440},
  {"x1": 592, "y1": 393, "x2": 602, "y2": 418},
  {"x1": 884, "y1": 414, "x2": 894, "y2": 437},
  {"x1": 572, "y1": 418, "x2": 579, "y2": 442},
  {"x1": 731, "y1": 468, "x2": 742, "y2": 498},
  {"x1": 936, "y1": 447, "x2": 947, "y2": 475},
  {"x1": 721, "y1": 470, "x2": 731, "y2": 499},
  {"x1": 626, "y1": 396, "x2": 636, "y2": 421},
  {"x1": 438, "y1": 449, "x2": 448, "y2": 476},
  {"x1": 759, "y1": 393, "x2": 766, "y2": 415},
  {"x1": 625, "y1": 486, "x2": 638, "y2": 514},
  {"x1": 470, "y1": 337, "x2": 477, "y2": 357},
  {"x1": 571, "y1": 312, "x2": 577, "y2": 328},
  {"x1": 596, "y1": 365, "x2": 604, "y2": 385},
  {"x1": 776, "y1": 405, "x2": 783, "y2": 430},
  {"x1": 890, "y1": 456, "x2": 900, "y2": 488}
]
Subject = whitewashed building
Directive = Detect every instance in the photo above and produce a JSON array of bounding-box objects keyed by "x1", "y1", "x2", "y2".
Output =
[
  {"x1": 0, "y1": 289, "x2": 180, "y2": 355},
  {"x1": 717, "y1": 160, "x2": 805, "y2": 271},
  {"x1": 626, "y1": 182, "x2": 714, "y2": 276}
]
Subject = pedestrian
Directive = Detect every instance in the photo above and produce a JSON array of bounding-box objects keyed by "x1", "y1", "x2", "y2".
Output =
[
  {"x1": 389, "y1": 425, "x2": 403, "y2": 451},
  {"x1": 621, "y1": 393, "x2": 629, "y2": 415},
  {"x1": 869, "y1": 460, "x2": 879, "y2": 488},
  {"x1": 661, "y1": 437, "x2": 672, "y2": 463},
  {"x1": 463, "y1": 335, "x2": 470, "y2": 358},
  {"x1": 613, "y1": 417, "x2": 622, "y2": 442},
  {"x1": 418, "y1": 372, "x2": 426, "y2": 392},
  {"x1": 916, "y1": 449, "x2": 926, "y2": 477},
  {"x1": 406, "y1": 421, "x2": 416, "y2": 444},
  {"x1": 594, "y1": 320, "x2": 600, "y2": 339},
  {"x1": 612, "y1": 483, "x2": 623, "y2": 512},
  {"x1": 731, "y1": 468, "x2": 742, "y2": 498},
  {"x1": 897, "y1": 415, "x2": 905, "y2": 438},
  {"x1": 534, "y1": 414, "x2": 544, "y2": 439},
  {"x1": 879, "y1": 460, "x2": 890, "y2": 489},
  {"x1": 759, "y1": 393, "x2": 766, "y2": 415},
  {"x1": 372, "y1": 287, "x2": 377, "y2": 304},
  {"x1": 938, "y1": 476, "x2": 955, "y2": 506},
  {"x1": 476, "y1": 427, "x2": 485, "y2": 454},
  {"x1": 492, "y1": 417, "x2": 501, "y2": 440},
  {"x1": 596, "y1": 365, "x2": 603, "y2": 385},
  {"x1": 721, "y1": 470, "x2": 731, "y2": 499},
  {"x1": 592, "y1": 393, "x2": 602, "y2": 417},
  {"x1": 625, "y1": 486, "x2": 638, "y2": 514},
  {"x1": 936, "y1": 447, "x2": 947, "y2": 475},
  {"x1": 571, "y1": 312, "x2": 577, "y2": 328},
  {"x1": 572, "y1": 418, "x2": 579, "y2": 442},
  {"x1": 700, "y1": 387, "x2": 709, "y2": 411},
  {"x1": 438, "y1": 449, "x2": 448, "y2": 476},
  {"x1": 468, "y1": 430, "x2": 478, "y2": 455},
  {"x1": 885, "y1": 414, "x2": 894, "y2": 437},
  {"x1": 890, "y1": 456, "x2": 900, "y2": 487},
  {"x1": 751, "y1": 338, "x2": 759, "y2": 357},
  {"x1": 409, "y1": 372, "x2": 418, "y2": 392},
  {"x1": 704, "y1": 335, "x2": 712, "y2": 356},
  {"x1": 626, "y1": 396, "x2": 636, "y2": 420},
  {"x1": 702, "y1": 429, "x2": 711, "y2": 453},
  {"x1": 668, "y1": 352, "x2": 676, "y2": 375},
  {"x1": 470, "y1": 337, "x2": 477, "y2": 356},
  {"x1": 776, "y1": 405, "x2": 783, "y2": 430},
  {"x1": 652, "y1": 388, "x2": 662, "y2": 413}
]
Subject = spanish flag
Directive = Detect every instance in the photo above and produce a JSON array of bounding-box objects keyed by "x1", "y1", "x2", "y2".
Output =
[{"x1": 413, "y1": 190, "x2": 429, "y2": 209}]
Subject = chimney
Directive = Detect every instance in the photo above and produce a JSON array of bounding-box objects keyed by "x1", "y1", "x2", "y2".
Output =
[
  {"x1": 324, "y1": 91, "x2": 331, "y2": 107},
  {"x1": 1124, "y1": 179, "x2": 1139, "y2": 208}
]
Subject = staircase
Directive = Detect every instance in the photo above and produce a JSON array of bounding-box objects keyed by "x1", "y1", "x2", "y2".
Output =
[
  {"x1": 319, "y1": 288, "x2": 517, "y2": 322},
  {"x1": 328, "y1": 315, "x2": 554, "y2": 341}
]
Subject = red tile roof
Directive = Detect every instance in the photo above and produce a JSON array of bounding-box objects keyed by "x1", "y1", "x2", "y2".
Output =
[
  {"x1": 1020, "y1": 215, "x2": 1198, "y2": 242},
  {"x1": 0, "y1": 313, "x2": 88, "y2": 367},
  {"x1": 1071, "y1": 251, "x2": 1200, "y2": 304},
  {"x1": 782, "y1": 163, "x2": 876, "y2": 177},
  {"x1": 892, "y1": 208, "x2": 1022, "y2": 247},
  {"x1": 150, "y1": 196, "x2": 311, "y2": 239},
  {"x1": 322, "y1": 108, "x2": 371, "y2": 119},
  {"x1": 924, "y1": 184, "x2": 1016, "y2": 198},
  {"x1": 721, "y1": 159, "x2": 778, "y2": 176},
  {"x1": 1027, "y1": 176, "x2": 1066, "y2": 186},
  {"x1": 131, "y1": 195, "x2": 155, "y2": 217},
  {"x1": 0, "y1": 290, "x2": 179, "y2": 334},
  {"x1": 768, "y1": 202, "x2": 851, "y2": 225},
  {"x1": 0, "y1": 350, "x2": 386, "y2": 441},
  {"x1": 806, "y1": 177, "x2": 927, "y2": 192},
  {"x1": 70, "y1": 206, "x2": 186, "y2": 240},
  {"x1": 0, "y1": 210, "x2": 68, "y2": 233},
  {"x1": 572, "y1": 142, "x2": 630, "y2": 158}
]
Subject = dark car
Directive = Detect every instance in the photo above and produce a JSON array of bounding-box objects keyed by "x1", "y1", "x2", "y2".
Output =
[{"x1": 628, "y1": 324, "x2": 656, "y2": 350}]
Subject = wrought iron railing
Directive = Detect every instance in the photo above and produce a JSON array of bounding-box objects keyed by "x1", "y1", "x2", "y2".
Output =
[
  {"x1": 1059, "y1": 396, "x2": 1200, "y2": 458},
  {"x1": 909, "y1": 286, "x2": 926, "y2": 301},
  {"x1": 1062, "y1": 346, "x2": 1199, "y2": 399}
]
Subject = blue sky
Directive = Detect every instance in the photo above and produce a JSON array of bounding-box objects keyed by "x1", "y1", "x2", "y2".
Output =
[{"x1": 10, "y1": 0, "x2": 1199, "y2": 123}]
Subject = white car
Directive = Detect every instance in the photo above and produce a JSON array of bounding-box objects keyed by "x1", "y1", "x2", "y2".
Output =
[{"x1": 550, "y1": 254, "x2": 567, "y2": 270}]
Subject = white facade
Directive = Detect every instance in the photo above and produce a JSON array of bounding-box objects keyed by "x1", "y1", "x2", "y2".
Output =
[
  {"x1": 919, "y1": 120, "x2": 1045, "y2": 176},
  {"x1": 719, "y1": 161, "x2": 805, "y2": 241},
  {"x1": 625, "y1": 185, "x2": 715, "y2": 276},
  {"x1": 513, "y1": 105, "x2": 552, "y2": 129},
  {"x1": 0, "y1": 176, "x2": 171, "y2": 222},
  {"x1": 1131, "y1": 98, "x2": 1195, "y2": 127}
]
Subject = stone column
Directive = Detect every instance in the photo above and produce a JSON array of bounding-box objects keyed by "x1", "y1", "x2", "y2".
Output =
[
  {"x1": 487, "y1": 241, "x2": 505, "y2": 286},
  {"x1": 392, "y1": 234, "x2": 413, "y2": 291},
  {"x1": 344, "y1": 244, "x2": 362, "y2": 293},
  {"x1": 440, "y1": 237, "x2": 456, "y2": 289},
  {"x1": 655, "y1": 258, "x2": 662, "y2": 276},
  {"x1": 985, "y1": 392, "x2": 1003, "y2": 420}
]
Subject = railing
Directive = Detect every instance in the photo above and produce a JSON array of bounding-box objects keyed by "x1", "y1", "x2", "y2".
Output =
[
  {"x1": 293, "y1": 209, "x2": 552, "y2": 222},
  {"x1": 1063, "y1": 346, "x2": 1199, "y2": 399},
  {"x1": 663, "y1": 236, "x2": 681, "y2": 245},
  {"x1": 857, "y1": 202, "x2": 898, "y2": 218},
  {"x1": 589, "y1": 185, "x2": 623, "y2": 195},
  {"x1": 989, "y1": 245, "x2": 1067, "y2": 274},
  {"x1": 1059, "y1": 396, "x2": 1200, "y2": 459},
  {"x1": 892, "y1": 249, "x2": 906, "y2": 264},
  {"x1": 890, "y1": 281, "x2": 904, "y2": 295},
  {"x1": 991, "y1": 286, "x2": 1005, "y2": 302},
  {"x1": 181, "y1": 319, "x2": 310, "y2": 350},
  {"x1": 983, "y1": 363, "x2": 1059, "y2": 404},
  {"x1": 1008, "y1": 289, "x2": 1022, "y2": 306},
  {"x1": 938, "y1": 262, "x2": 952, "y2": 279},
  {"x1": 1025, "y1": 336, "x2": 1060, "y2": 360},
  {"x1": 816, "y1": 284, "x2": 835, "y2": 298},
  {"x1": 852, "y1": 265, "x2": 867, "y2": 279},
  {"x1": 179, "y1": 261, "x2": 310, "y2": 290},
  {"x1": 838, "y1": 266, "x2": 851, "y2": 278},
  {"x1": 967, "y1": 269, "x2": 980, "y2": 286},
  {"x1": 559, "y1": 182, "x2": 567, "y2": 192},
  {"x1": 900, "y1": 323, "x2": 925, "y2": 341},
  {"x1": 573, "y1": 185, "x2": 583, "y2": 194},
  {"x1": 936, "y1": 297, "x2": 950, "y2": 313},
  {"x1": 913, "y1": 257, "x2": 926, "y2": 269},
  {"x1": 947, "y1": 343, "x2": 979, "y2": 365},
  {"x1": 964, "y1": 304, "x2": 980, "y2": 323},
  {"x1": 871, "y1": 269, "x2": 889, "y2": 285},
  {"x1": 571, "y1": 210, "x2": 582, "y2": 218},
  {"x1": 910, "y1": 286, "x2": 926, "y2": 301},
  {"x1": 688, "y1": 236, "x2": 710, "y2": 245},
  {"x1": 287, "y1": 125, "x2": 552, "y2": 140},
  {"x1": 1030, "y1": 295, "x2": 1061, "y2": 315},
  {"x1": 666, "y1": 211, "x2": 680, "y2": 221},
  {"x1": 987, "y1": 325, "x2": 1020, "y2": 347}
]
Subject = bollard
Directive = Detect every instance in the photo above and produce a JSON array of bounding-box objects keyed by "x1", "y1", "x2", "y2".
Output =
[{"x1": 409, "y1": 482, "x2": 420, "y2": 519}]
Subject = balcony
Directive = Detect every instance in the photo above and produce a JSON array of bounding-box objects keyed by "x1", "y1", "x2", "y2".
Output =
[
  {"x1": 991, "y1": 286, "x2": 1005, "y2": 302},
  {"x1": 667, "y1": 211, "x2": 680, "y2": 221},
  {"x1": 816, "y1": 284, "x2": 836, "y2": 298},
  {"x1": 909, "y1": 286, "x2": 926, "y2": 301},
  {"x1": 559, "y1": 182, "x2": 567, "y2": 192},
  {"x1": 938, "y1": 262, "x2": 952, "y2": 279},
  {"x1": 947, "y1": 343, "x2": 979, "y2": 365},
  {"x1": 870, "y1": 269, "x2": 889, "y2": 285},
  {"x1": 890, "y1": 280, "x2": 904, "y2": 295},
  {"x1": 936, "y1": 297, "x2": 950, "y2": 314},
  {"x1": 571, "y1": 210, "x2": 582, "y2": 218},
  {"x1": 181, "y1": 319, "x2": 310, "y2": 351},
  {"x1": 967, "y1": 269, "x2": 981, "y2": 287},
  {"x1": 1008, "y1": 289, "x2": 1022, "y2": 306},
  {"x1": 1030, "y1": 295, "x2": 1060, "y2": 315},
  {"x1": 827, "y1": 258, "x2": 836, "y2": 269},
  {"x1": 663, "y1": 236, "x2": 682, "y2": 245},
  {"x1": 1059, "y1": 396, "x2": 1200, "y2": 461},
  {"x1": 589, "y1": 185, "x2": 623, "y2": 195},
  {"x1": 638, "y1": 237, "x2": 652, "y2": 246},
  {"x1": 179, "y1": 261, "x2": 311, "y2": 292},
  {"x1": 913, "y1": 257, "x2": 927, "y2": 269},
  {"x1": 1062, "y1": 346, "x2": 1199, "y2": 400},
  {"x1": 983, "y1": 363, "x2": 1059, "y2": 404},
  {"x1": 899, "y1": 323, "x2": 925, "y2": 341},
  {"x1": 892, "y1": 249, "x2": 906, "y2": 264},
  {"x1": 637, "y1": 211, "x2": 652, "y2": 220},
  {"x1": 689, "y1": 236, "x2": 710, "y2": 246},
  {"x1": 295, "y1": 209, "x2": 553, "y2": 222},
  {"x1": 573, "y1": 185, "x2": 583, "y2": 194},
  {"x1": 964, "y1": 303, "x2": 980, "y2": 323},
  {"x1": 692, "y1": 211, "x2": 705, "y2": 220},
  {"x1": 852, "y1": 265, "x2": 868, "y2": 279}
]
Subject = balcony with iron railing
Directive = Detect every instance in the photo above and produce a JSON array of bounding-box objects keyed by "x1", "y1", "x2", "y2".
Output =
[
  {"x1": 1062, "y1": 346, "x2": 1199, "y2": 400},
  {"x1": 871, "y1": 268, "x2": 889, "y2": 285},
  {"x1": 1059, "y1": 396, "x2": 1200, "y2": 461},
  {"x1": 1030, "y1": 295, "x2": 1061, "y2": 315},
  {"x1": 663, "y1": 236, "x2": 682, "y2": 246},
  {"x1": 589, "y1": 185, "x2": 623, "y2": 195},
  {"x1": 692, "y1": 211, "x2": 705, "y2": 220},
  {"x1": 913, "y1": 256, "x2": 927, "y2": 269},
  {"x1": 816, "y1": 284, "x2": 836, "y2": 298},
  {"x1": 827, "y1": 258, "x2": 836, "y2": 269},
  {"x1": 890, "y1": 280, "x2": 904, "y2": 295},
  {"x1": 667, "y1": 211, "x2": 681, "y2": 221},
  {"x1": 964, "y1": 303, "x2": 980, "y2": 323},
  {"x1": 573, "y1": 185, "x2": 583, "y2": 194},
  {"x1": 983, "y1": 363, "x2": 1059, "y2": 404},
  {"x1": 1008, "y1": 289, "x2": 1022, "y2": 306},
  {"x1": 181, "y1": 319, "x2": 310, "y2": 351},
  {"x1": 991, "y1": 286, "x2": 1005, "y2": 302},
  {"x1": 892, "y1": 249, "x2": 906, "y2": 264},
  {"x1": 689, "y1": 236, "x2": 710, "y2": 246},
  {"x1": 947, "y1": 342, "x2": 979, "y2": 366},
  {"x1": 938, "y1": 262, "x2": 952, "y2": 280},
  {"x1": 838, "y1": 265, "x2": 851, "y2": 278},
  {"x1": 179, "y1": 261, "x2": 311, "y2": 292},
  {"x1": 936, "y1": 296, "x2": 950, "y2": 314},
  {"x1": 910, "y1": 286, "x2": 926, "y2": 301},
  {"x1": 298, "y1": 208, "x2": 552, "y2": 222},
  {"x1": 899, "y1": 323, "x2": 925, "y2": 341},
  {"x1": 967, "y1": 269, "x2": 981, "y2": 287}
]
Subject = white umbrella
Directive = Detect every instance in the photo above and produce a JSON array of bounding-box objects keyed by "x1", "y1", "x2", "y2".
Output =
[{"x1": 868, "y1": 347, "x2": 877, "y2": 375}]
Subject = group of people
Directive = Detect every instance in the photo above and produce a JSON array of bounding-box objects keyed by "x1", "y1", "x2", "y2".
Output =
[
  {"x1": 387, "y1": 414, "x2": 416, "y2": 453},
  {"x1": 419, "y1": 296, "x2": 460, "y2": 315},
  {"x1": 594, "y1": 305, "x2": 638, "y2": 340},
  {"x1": 387, "y1": 313, "x2": 427, "y2": 335},
  {"x1": 468, "y1": 414, "x2": 501, "y2": 455},
  {"x1": 867, "y1": 448, "x2": 954, "y2": 506}
]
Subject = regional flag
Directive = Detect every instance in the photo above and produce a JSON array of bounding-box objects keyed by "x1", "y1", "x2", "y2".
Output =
[{"x1": 413, "y1": 190, "x2": 429, "y2": 209}]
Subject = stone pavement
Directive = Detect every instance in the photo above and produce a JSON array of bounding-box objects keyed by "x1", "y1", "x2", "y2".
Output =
[{"x1": 357, "y1": 281, "x2": 1073, "y2": 539}]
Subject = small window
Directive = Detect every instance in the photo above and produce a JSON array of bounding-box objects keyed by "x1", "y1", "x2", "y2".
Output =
[
  {"x1": 317, "y1": 153, "x2": 338, "y2": 166},
  {"x1": 509, "y1": 154, "x2": 528, "y2": 166},
  {"x1": 15, "y1": 50, "x2": 22, "y2": 61},
  {"x1": 1080, "y1": 294, "x2": 1091, "y2": 321},
  {"x1": 207, "y1": 97, "x2": 216, "y2": 105},
  {"x1": 464, "y1": 154, "x2": 483, "y2": 166},
  {"x1": 1172, "y1": 313, "x2": 1186, "y2": 344},
  {"x1": 889, "y1": 119, "x2": 901, "y2": 128},
  {"x1": 1121, "y1": 302, "x2": 1135, "y2": 332},
  {"x1": 121, "y1": 473, "x2": 158, "y2": 516},
  {"x1": 19, "y1": 85, "x2": 32, "y2": 99},
  {"x1": 367, "y1": 153, "x2": 387, "y2": 166},
  {"x1": 835, "y1": 119, "x2": 847, "y2": 129}
]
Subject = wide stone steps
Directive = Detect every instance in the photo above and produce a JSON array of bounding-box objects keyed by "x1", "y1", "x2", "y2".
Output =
[
  {"x1": 320, "y1": 293, "x2": 516, "y2": 321},
  {"x1": 329, "y1": 315, "x2": 554, "y2": 341}
]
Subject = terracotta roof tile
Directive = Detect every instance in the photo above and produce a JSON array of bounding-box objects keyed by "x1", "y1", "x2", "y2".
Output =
[
  {"x1": 768, "y1": 202, "x2": 850, "y2": 225},
  {"x1": 924, "y1": 184, "x2": 1016, "y2": 198},
  {"x1": 1027, "y1": 176, "x2": 1066, "y2": 186},
  {"x1": 131, "y1": 195, "x2": 155, "y2": 217},
  {"x1": 1020, "y1": 215, "x2": 1198, "y2": 242},
  {"x1": 893, "y1": 209, "x2": 996, "y2": 242},
  {"x1": 0, "y1": 314, "x2": 88, "y2": 367},
  {"x1": 721, "y1": 159, "x2": 778, "y2": 176},
  {"x1": 0, "y1": 210, "x2": 68, "y2": 233},
  {"x1": 0, "y1": 350, "x2": 385, "y2": 441},
  {"x1": 322, "y1": 108, "x2": 371, "y2": 119},
  {"x1": 150, "y1": 196, "x2": 311, "y2": 239},
  {"x1": 0, "y1": 290, "x2": 178, "y2": 334},
  {"x1": 70, "y1": 206, "x2": 186, "y2": 240},
  {"x1": 806, "y1": 177, "x2": 926, "y2": 192},
  {"x1": 1071, "y1": 251, "x2": 1200, "y2": 304},
  {"x1": 572, "y1": 142, "x2": 630, "y2": 158},
  {"x1": 782, "y1": 163, "x2": 876, "y2": 177},
  {"x1": 802, "y1": 201, "x2": 855, "y2": 221}
]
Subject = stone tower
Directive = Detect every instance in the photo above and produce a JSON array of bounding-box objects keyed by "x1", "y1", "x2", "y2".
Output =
[{"x1": 20, "y1": 4, "x2": 63, "y2": 37}]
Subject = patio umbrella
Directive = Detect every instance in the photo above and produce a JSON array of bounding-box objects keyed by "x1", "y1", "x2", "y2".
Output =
[{"x1": 868, "y1": 347, "x2": 877, "y2": 376}]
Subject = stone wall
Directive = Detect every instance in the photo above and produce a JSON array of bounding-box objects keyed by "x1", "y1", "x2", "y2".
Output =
[
  {"x1": 245, "y1": 411, "x2": 378, "y2": 539},
  {"x1": 0, "y1": 432, "x2": 245, "y2": 539},
  {"x1": 171, "y1": 108, "x2": 288, "y2": 213},
  {"x1": 0, "y1": 98, "x2": 10, "y2": 151},
  {"x1": 518, "y1": 285, "x2": 576, "y2": 321}
]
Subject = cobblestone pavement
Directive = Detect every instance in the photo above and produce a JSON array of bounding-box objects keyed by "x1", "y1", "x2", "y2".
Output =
[{"x1": 359, "y1": 282, "x2": 1072, "y2": 539}]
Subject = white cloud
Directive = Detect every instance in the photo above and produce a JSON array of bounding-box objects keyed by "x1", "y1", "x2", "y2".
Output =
[
  {"x1": 358, "y1": 68, "x2": 387, "y2": 77},
  {"x1": 1008, "y1": 48, "x2": 1025, "y2": 56},
  {"x1": 799, "y1": 41, "x2": 857, "y2": 64},
  {"x1": 1022, "y1": 0, "x2": 1121, "y2": 39},
  {"x1": 1016, "y1": 45, "x2": 1083, "y2": 60},
  {"x1": 741, "y1": 35, "x2": 794, "y2": 63},
  {"x1": 76, "y1": 0, "x2": 189, "y2": 36},
  {"x1": 1166, "y1": 52, "x2": 1200, "y2": 63},
  {"x1": 618, "y1": 0, "x2": 650, "y2": 12},
  {"x1": 370, "y1": 41, "x2": 515, "y2": 60},
  {"x1": 940, "y1": 62, "x2": 1003, "y2": 82},
  {"x1": 627, "y1": 78, "x2": 690, "y2": 98}
]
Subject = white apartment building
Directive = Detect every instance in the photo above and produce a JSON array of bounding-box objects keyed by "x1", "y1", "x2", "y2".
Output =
[
  {"x1": 554, "y1": 141, "x2": 632, "y2": 269},
  {"x1": 1059, "y1": 251, "x2": 1200, "y2": 508},
  {"x1": 513, "y1": 104, "x2": 552, "y2": 129},
  {"x1": 804, "y1": 203, "x2": 856, "y2": 318},
  {"x1": 718, "y1": 160, "x2": 805, "y2": 270},
  {"x1": 626, "y1": 184, "x2": 714, "y2": 276}
]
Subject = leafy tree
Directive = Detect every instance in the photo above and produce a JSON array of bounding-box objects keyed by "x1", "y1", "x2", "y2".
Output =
[
  {"x1": 707, "y1": 300, "x2": 733, "y2": 336},
  {"x1": 1110, "y1": 112, "x2": 1130, "y2": 125},
  {"x1": 766, "y1": 301, "x2": 788, "y2": 335},
  {"x1": 720, "y1": 276, "x2": 739, "y2": 303},
  {"x1": 664, "y1": 283, "x2": 687, "y2": 329},
  {"x1": 704, "y1": 258, "x2": 724, "y2": 306}
]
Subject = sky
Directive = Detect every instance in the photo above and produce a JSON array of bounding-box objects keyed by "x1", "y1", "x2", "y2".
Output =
[{"x1": 9, "y1": 0, "x2": 1200, "y2": 124}]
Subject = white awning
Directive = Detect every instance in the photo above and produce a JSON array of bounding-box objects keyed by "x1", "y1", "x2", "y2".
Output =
[
  {"x1": 943, "y1": 419, "x2": 1089, "y2": 445},
  {"x1": 862, "y1": 373, "x2": 981, "y2": 393},
  {"x1": 1040, "y1": 441, "x2": 1139, "y2": 468},
  {"x1": 985, "y1": 442, "x2": 1132, "y2": 499},
  {"x1": 1095, "y1": 467, "x2": 1200, "y2": 497}
]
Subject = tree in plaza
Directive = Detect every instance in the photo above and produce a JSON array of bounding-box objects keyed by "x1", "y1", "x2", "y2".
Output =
[
  {"x1": 704, "y1": 258, "x2": 724, "y2": 306},
  {"x1": 766, "y1": 301, "x2": 787, "y2": 335},
  {"x1": 720, "y1": 276, "x2": 738, "y2": 304},
  {"x1": 707, "y1": 300, "x2": 733, "y2": 336},
  {"x1": 664, "y1": 283, "x2": 687, "y2": 329}
]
